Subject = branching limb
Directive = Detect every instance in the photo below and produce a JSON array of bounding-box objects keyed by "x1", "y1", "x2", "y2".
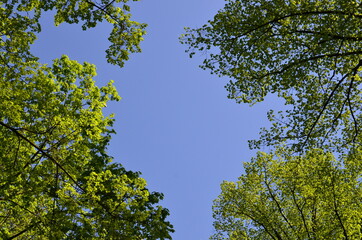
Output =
[
  {"x1": 263, "y1": 166, "x2": 297, "y2": 240},
  {"x1": 6, "y1": 221, "x2": 41, "y2": 240},
  {"x1": 289, "y1": 186, "x2": 311, "y2": 238},
  {"x1": 346, "y1": 65, "x2": 360, "y2": 143},
  {"x1": 302, "y1": 74, "x2": 348, "y2": 149},
  {"x1": 0, "y1": 121, "x2": 84, "y2": 193},
  {"x1": 331, "y1": 176, "x2": 349, "y2": 239}
]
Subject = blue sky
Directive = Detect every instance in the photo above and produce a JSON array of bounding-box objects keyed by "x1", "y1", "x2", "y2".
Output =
[{"x1": 31, "y1": 0, "x2": 282, "y2": 239}]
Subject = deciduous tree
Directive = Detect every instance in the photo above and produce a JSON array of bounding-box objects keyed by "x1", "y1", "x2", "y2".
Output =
[
  {"x1": 211, "y1": 148, "x2": 362, "y2": 240},
  {"x1": 0, "y1": 0, "x2": 173, "y2": 239},
  {"x1": 181, "y1": 1, "x2": 362, "y2": 239},
  {"x1": 182, "y1": 0, "x2": 362, "y2": 152}
]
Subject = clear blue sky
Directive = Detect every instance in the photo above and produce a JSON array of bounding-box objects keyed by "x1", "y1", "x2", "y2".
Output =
[{"x1": 31, "y1": 1, "x2": 282, "y2": 239}]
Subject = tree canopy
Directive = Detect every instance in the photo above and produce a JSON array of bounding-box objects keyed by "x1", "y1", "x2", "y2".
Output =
[
  {"x1": 2, "y1": 0, "x2": 146, "y2": 67},
  {"x1": 182, "y1": 1, "x2": 362, "y2": 239},
  {"x1": 0, "y1": 0, "x2": 173, "y2": 239},
  {"x1": 182, "y1": 0, "x2": 362, "y2": 153},
  {"x1": 211, "y1": 148, "x2": 362, "y2": 240}
]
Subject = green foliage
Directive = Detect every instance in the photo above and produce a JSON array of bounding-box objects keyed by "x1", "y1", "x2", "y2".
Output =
[
  {"x1": 182, "y1": 1, "x2": 362, "y2": 239},
  {"x1": 211, "y1": 148, "x2": 362, "y2": 240},
  {"x1": 0, "y1": 0, "x2": 173, "y2": 239},
  {"x1": 181, "y1": 0, "x2": 362, "y2": 152},
  {"x1": 2, "y1": 0, "x2": 146, "y2": 67}
]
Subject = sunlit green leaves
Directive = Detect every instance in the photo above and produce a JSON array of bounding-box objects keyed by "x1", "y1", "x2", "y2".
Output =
[
  {"x1": 0, "y1": 0, "x2": 173, "y2": 239},
  {"x1": 211, "y1": 148, "x2": 362, "y2": 240},
  {"x1": 182, "y1": 1, "x2": 362, "y2": 239},
  {"x1": 2, "y1": 0, "x2": 146, "y2": 67},
  {"x1": 0, "y1": 55, "x2": 173, "y2": 238}
]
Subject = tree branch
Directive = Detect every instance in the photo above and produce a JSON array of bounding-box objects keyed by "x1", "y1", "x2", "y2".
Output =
[
  {"x1": 0, "y1": 121, "x2": 85, "y2": 193},
  {"x1": 331, "y1": 176, "x2": 349, "y2": 239},
  {"x1": 263, "y1": 166, "x2": 297, "y2": 240},
  {"x1": 289, "y1": 186, "x2": 311, "y2": 238},
  {"x1": 6, "y1": 221, "x2": 41, "y2": 240},
  {"x1": 302, "y1": 72, "x2": 349, "y2": 149},
  {"x1": 346, "y1": 68, "x2": 360, "y2": 143},
  {"x1": 238, "y1": 10, "x2": 362, "y2": 38}
]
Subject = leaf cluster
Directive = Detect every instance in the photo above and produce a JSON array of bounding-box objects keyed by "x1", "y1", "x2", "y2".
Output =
[
  {"x1": 182, "y1": 0, "x2": 362, "y2": 152},
  {"x1": 211, "y1": 148, "x2": 362, "y2": 240},
  {"x1": 0, "y1": 0, "x2": 173, "y2": 239},
  {"x1": 1, "y1": 0, "x2": 146, "y2": 67},
  {"x1": 182, "y1": 1, "x2": 362, "y2": 239}
]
